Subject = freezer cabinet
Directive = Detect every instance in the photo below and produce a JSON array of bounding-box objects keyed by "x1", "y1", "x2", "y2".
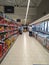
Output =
[
  {"x1": 37, "y1": 34, "x2": 47, "y2": 46},
  {"x1": 46, "y1": 38, "x2": 49, "y2": 50}
]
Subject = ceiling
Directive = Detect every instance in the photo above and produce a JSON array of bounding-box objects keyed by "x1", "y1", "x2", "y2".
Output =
[
  {"x1": 0, "y1": 0, "x2": 42, "y2": 24},
  {"x1": 0, "y1": 0, "x2": 42, "y2": 7}
]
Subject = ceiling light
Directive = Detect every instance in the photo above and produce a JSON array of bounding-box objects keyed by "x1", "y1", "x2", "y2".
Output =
[{"x1": 25, "y1": 0, "x2": 30, "y2": 24}]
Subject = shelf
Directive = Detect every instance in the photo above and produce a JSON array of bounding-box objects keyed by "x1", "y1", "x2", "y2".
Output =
[
  {"x1": 0, "y1": 41, "x2": 5, "y2": 44},
  {"x1": 6, "y1": 29, "x2": 17, "y2": 32},
  {"x1": 0, "y1": 42, "x2": 14, "y2": 63},
  {"x1": 8, "y1": 25, "x2": 18, "y2": 28},
  {"x1": 0, "y1": 34, "x2": 19, "y2": 63},
  {"x1": 0, "y1": 13, "x2": 19, "y2": 63},
  {"x1": 0, "y1": 29, "x2": 18, "y2": 34},
  {"x1": 2, "y1": 31, "x2": 18, "y2": 41},
  {"x1": 0, "y1": 24, "x2": 18, "y2": 28},
  {"x1": 0, "y1": 24, "x2": 8, "y2": 27},
  {"x1": 0, "y1": 31, "x2": 7, "y2": 34}
]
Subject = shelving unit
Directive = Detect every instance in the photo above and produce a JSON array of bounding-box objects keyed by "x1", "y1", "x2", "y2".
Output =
[{"x1": 0, "y1": 13, "x2": 19, "y2": 63}]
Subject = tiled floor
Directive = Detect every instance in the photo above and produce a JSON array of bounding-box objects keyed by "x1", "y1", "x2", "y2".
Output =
[{"x1": 1, "y1": 32, "x2": 49, "y2": 65}]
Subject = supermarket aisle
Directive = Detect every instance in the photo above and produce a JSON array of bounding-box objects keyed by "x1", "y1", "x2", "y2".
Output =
[{"x1": 1, "y1": 32, "x2": 49, "y2": 65}]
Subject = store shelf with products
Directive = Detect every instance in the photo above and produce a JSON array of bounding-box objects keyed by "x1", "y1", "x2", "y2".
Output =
[
  {"x1": 31, "y1": 14, "x2": 49, "y2": 51},
  {"x1": 0, "y1": 13, "x2": 19, "y2": 63},
  {"x1": 0, "y1": 34, "x2": 18, "y2": 63},
  {"x1": 1, "y1": 31, "x2": 18, "y2": 41}
]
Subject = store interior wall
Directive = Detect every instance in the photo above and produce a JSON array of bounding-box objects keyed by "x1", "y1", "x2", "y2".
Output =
[{"x1": 37, "y1": 0, "x2": 49, "y2": 20}]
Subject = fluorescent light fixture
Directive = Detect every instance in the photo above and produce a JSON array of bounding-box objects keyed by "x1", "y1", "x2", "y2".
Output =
[{"x1": 25, "y1": 0, "x2": 30, "y2": 24}]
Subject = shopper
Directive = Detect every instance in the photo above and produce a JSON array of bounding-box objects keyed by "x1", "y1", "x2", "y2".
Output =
[
  {"x1": 18, "y1": 26, "x2": 23, "y2": 34},
  {"x1": 28, "y1": 25, "x2": 32, "y2": 36}
]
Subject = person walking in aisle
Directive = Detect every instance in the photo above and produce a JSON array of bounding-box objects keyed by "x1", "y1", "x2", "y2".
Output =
[
  {"x1": 28, "y1": 25, "x2": 32, "y2": 36},
  {"x1": 18, "y1": 25, "x2": 23, "y2": 34}
]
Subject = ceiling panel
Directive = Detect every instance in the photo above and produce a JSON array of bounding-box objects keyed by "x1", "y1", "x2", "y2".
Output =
[
  {"x1": 30, "y1": 0, "x2": 42, "y2": 7},
  {"x1": 0, "y1": 0, "x2": 15, "y2": 6},
  {"x1": 0, "y1": 0, "x2": 42, "y2": 7},
  {"x1": 0, "y1": 0, "x2": 28, "y2": 6},
  {"x1": 15, "y1": 0, "x2": 28, "y2": 7}
]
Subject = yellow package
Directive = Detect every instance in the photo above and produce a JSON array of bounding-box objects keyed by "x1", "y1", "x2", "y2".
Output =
[{"x1": 5, "y1": 39, "x2": 11, "y2": 48}]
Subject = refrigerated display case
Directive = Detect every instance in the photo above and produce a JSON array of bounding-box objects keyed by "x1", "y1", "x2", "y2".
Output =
[
  {"x1": 46, "y1": 37, "x2": 49, "y2": 50},
  {"x1": 31, "y1": 17, "x2": 49, "y2": 50}
]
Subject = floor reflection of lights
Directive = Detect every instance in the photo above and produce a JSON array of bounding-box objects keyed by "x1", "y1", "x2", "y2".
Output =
[
  {"x1": 24, "y1": 33, "x2": 27, "y2": 49},
  {"x1": 23, "y1": 33, "x2": 28, "y2": 63}
]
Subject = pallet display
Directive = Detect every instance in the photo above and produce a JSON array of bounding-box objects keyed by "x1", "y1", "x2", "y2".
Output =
[{"x1": 0, "y1": 13, "x2": 19, "y2": 63}]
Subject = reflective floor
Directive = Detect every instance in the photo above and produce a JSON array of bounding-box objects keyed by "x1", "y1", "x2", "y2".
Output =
[{"x1": 1, "y1": 32, "x2": 49, "y2": 65}]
